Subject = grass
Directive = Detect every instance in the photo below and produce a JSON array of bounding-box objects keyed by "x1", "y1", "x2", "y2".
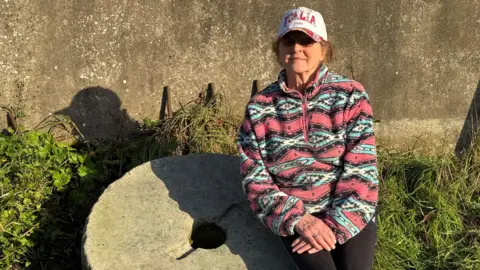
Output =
[
  {"x1": 374, "y1": 147, "x2": 480, "y2": 269},
  {"x1": 1, "y1": 91, "x2": 480, "y2": 269},
  {"x1": 153, "y1": 91, "x2": 241, "y2": 156}
]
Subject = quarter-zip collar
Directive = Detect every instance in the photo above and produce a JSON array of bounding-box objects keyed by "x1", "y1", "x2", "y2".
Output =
[
  {"x1": 277, "y1": 64, "x2": 329, "y2": 98},
  {"x1": 277, "y1": 64, "x2": 329, "y2": 143}
]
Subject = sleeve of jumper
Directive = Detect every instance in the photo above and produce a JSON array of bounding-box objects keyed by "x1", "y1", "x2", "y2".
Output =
[
  {"x1": 237, "y1": 107, "x2": 306, "y2": 236},
  {"x1": 322, "y1": 88, "x2": 379, "y2": 244}
]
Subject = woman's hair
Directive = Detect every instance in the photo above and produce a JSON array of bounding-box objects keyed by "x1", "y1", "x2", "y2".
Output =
[{"x1": 271, "y1": 38, "x2": 334, "y2": 64}]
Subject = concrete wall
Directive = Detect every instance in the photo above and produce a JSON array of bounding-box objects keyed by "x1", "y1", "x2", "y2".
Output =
[{"x1": 1, "y1": 0, "x2": 479, "y2": 150}]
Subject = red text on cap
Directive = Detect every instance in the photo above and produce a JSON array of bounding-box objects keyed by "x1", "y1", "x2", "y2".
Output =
[{"x1": 284, "y1": 10, "x2": 316, "y2": 27}]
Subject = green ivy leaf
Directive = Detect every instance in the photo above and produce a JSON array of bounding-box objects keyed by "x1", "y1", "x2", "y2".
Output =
[
  {"x1": 78, "y1": 165, "x2": 89, "y2": 177},
  {"x1": 53, "y1": 179, "x2": 63, "y2": 189},
  {"x1": 52, "y1": 170, "x2": 71, "y2": 190},
  {"x1": 78, "y1": 154, "x2": 86, "y2": 164}
]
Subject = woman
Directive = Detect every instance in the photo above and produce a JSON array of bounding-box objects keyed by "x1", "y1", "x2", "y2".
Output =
[{"x1": 237, "y1": 7, "x2": 379, "y2": 270}]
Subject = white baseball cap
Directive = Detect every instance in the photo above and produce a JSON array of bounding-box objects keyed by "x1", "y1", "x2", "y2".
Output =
[{"x1": 277, "y1": 7, "x2": 328, "y2": 42}]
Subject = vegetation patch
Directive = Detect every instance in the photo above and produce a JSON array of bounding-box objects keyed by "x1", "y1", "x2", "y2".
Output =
[{"x1": 375, "y1": 148, "x2": 480, "y2": 269}]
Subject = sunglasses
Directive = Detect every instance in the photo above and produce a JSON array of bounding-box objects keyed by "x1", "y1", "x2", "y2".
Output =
[{"x1": 279, "y1": 32, "x2": 316, "y2": 47}]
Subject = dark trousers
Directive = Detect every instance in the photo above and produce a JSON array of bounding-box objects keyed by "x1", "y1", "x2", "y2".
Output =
[{"x1": 281, "y1": 219, "x2": 377, "y2": 270}]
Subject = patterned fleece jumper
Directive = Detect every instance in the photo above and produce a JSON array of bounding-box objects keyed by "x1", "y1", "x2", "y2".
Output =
[{"x1": 237, "y1": 64, "x2": 378, "y2": 244}]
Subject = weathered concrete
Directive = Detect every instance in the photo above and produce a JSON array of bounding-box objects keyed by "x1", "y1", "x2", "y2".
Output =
[
  {"x1": 0, "y1": 109, "x2": 8, "y2": 133},
  {"x1": 1, "y1": 0, "x2": 479, "y2": 146},
  {"x1": 82, "y1": 154, "x2": 296, "y2": 270},
  {"x1": 374, "y1": 117, "x2": 464, "y2": 153}
]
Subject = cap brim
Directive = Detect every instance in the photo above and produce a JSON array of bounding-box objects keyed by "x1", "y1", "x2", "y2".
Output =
[{"x1": 278, "y1": 28, "x2": 323, "y2": 42}]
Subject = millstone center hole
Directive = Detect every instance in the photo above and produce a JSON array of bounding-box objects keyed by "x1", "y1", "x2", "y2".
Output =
[{"x1": 190, "y1": 222, "x2": 226, "y2": 249}]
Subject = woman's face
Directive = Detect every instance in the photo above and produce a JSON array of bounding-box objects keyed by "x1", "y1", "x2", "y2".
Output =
[{"x1": 278, "y1": 31, "x2": 325, "y2": 75}]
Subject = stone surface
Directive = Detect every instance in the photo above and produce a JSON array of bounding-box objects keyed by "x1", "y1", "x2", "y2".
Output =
[
  {"x1": 82, "y1": 153, "x2": 296, "y2": 270},
  {"x1": 1, "y1": 1, "x2": 479, "y2": 146}
]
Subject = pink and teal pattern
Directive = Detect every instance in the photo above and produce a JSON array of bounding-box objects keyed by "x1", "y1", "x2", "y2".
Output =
[{"x1": 237, "y1": 64, "x2": 378, "y2": 244}]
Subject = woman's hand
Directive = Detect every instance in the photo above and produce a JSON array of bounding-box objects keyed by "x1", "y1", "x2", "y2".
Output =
[
  {"x1": 291, "y1": 238, "x2": 321, "y2": 254},
  {"x1": 292, "y1": 213, "x2": 336, "y2": 253}
]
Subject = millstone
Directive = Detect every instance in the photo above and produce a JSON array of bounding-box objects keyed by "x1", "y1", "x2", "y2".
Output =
[{"x1": 82, "y1": 153, "x2": 295, "y2": 270}]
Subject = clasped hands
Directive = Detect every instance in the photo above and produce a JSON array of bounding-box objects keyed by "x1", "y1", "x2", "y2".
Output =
[{"x1": 292, "y1": 213, "x2": 337, "y2": 254}]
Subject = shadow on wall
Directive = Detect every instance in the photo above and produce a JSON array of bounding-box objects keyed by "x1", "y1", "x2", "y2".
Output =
[
  {"x1": 455, "y1": 81, "x2": 480, "y2": 156},
  {"x1": 28, "y1": 88, "x2": 161, "y2": 269},
  {"x1": 55, "y1": 86, "x2": 140, "y2": 141},
  {"x1": 149, "y1": 154, "x2": 296, "y2": 270}
]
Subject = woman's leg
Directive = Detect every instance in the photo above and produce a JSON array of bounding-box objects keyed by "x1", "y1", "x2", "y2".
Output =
[
  {"x1": 330, "y1": 219, "x2": 378, "y2": 270},
  {"x1": 281, "y1": 234, "x2": 337, "y2": 270}
]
